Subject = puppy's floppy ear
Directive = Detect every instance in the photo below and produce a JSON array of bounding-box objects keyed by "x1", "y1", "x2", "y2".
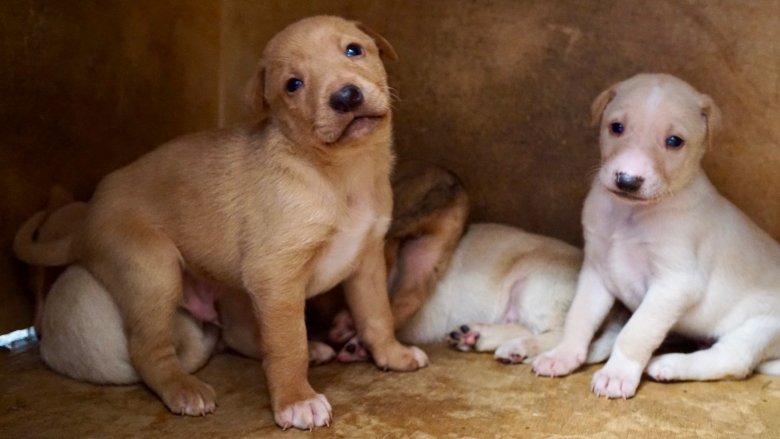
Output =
[
  {"x1": 356, "y1": 22, "x2": 399, "y2": 61},
  {"x1": 699, "y1": 94, "x2": 721, "y2": 150},
  {"x1": 244, "y1": 60, "x2": 269, "y2": 120},
  {"x1": 590, "y1": 84, "x2": 618, "y2": 127}
]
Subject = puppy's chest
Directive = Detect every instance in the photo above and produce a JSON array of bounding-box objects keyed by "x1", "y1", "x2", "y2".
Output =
[
  {"x1": 589, "y1": 219, "x2": 654, "y2": 310},
  {"x1": 307, "y1": 194, "x2": 389, "y2": 296}
]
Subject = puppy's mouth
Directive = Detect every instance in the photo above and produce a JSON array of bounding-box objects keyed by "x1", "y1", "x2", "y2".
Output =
[
  {"x1": 332, "y1": 113, "x2": 386, "y2": 144},
  {"x1": 607, "y1": 188, "x2": 668, "y2": 204}
]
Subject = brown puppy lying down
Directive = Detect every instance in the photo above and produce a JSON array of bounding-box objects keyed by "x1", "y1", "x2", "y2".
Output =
[{"x1": 13, "y1": 16, "x2": 427, "y2": 430}]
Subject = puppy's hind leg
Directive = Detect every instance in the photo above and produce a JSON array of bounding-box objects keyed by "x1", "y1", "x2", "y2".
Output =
[
  {"x1": 86, "y1": 221, "x2": 215, "y2": 416},
  {"x1": 647, "y1": 316, "x2": 780, "y2": 381}
]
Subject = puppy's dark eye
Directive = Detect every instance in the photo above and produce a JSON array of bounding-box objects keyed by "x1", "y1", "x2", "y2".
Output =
[
  {"x1": 666, "y1": 135, "x2": 685, "y2": 149},
  {"x1": 285, "y1": 78, "x2": 303, "y2": 93},
  {"x1": 609, "y1": 122, "x2": 624, "y2": 135},
  {"x1": 345, "y1": 43, "x2": 363, "y2": 57}
]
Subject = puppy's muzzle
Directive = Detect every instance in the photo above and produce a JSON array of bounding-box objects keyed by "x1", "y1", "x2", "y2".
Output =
[
  {"x1": 615, "y1": 172, "x2": 644, "y2": 193},
  {"x1": 329, "y1": 84, "x2": 364, "y2": 113}
]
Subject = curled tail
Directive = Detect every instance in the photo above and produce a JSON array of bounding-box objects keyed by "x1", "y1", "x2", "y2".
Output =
[{"x1": 13, "y1": 210, "x2": 74, "y2": 266}]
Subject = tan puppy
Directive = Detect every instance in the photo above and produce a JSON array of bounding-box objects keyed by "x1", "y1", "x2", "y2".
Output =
[
  {"x1": 532, "y1": 73, "x2": 780, "y2": 398},
  {"x1": 16, "y1": 164, "x2": 463, "y2": 383},
  {"x1": 14, "y1": 16, "x2": 426, "y2": 430},
  {"x1": 400, "y1": 223, "x2": 624, "y2": 365}
]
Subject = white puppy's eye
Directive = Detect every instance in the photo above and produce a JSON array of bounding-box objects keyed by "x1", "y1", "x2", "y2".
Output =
[
  {"x1": 285, "y1": 78, "x2": 303, "y2": 93},
  {"x1": 345, "y1": 43, "x2": 363, "y2": 57},
  {"x1": 609, "y1": 122, "x2": 624, "y2": 136},
  {"x1": 666, "y1": 135, "x2": 685, "y2": 149}
]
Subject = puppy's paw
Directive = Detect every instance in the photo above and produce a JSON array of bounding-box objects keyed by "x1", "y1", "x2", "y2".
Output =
[
  {"x1": 335, "y1": 336, "x2": 370, "y2": 363},
  {"x1": 591, "y1": 365, "x2": 640, "y2": 399},
  {"x1": 275, "y1": 393, "x2": 332, "y2": 431},
  {"x1": 447, "y1": 324, "x2": 482, "y2": 352},
  {"x1": 373, "y1": 342, "x2": 429, "y2": 371},
  {"x1": 495, "y1": 337, "x2": 538, "y2": 365},
  {"x1": 531, "y1": 347, "x2": 585, "y2": 377},
  {"x1": 160, "y1": 375, "x2": 217, "y2": 416},
  {"x1": 308, "y1": 341, "x2": 337, "y2": 366},
  {"x1": 646, "y1": 353, "x2": 686, "y2": 382},
  {"x1": 328, "y1": 310, "x2": 356, "y2": 345}
]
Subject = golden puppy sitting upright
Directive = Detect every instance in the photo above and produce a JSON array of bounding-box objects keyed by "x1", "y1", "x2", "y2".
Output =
[{"x1": 15, "y1": 15, "x2": 427, "y2": 430}]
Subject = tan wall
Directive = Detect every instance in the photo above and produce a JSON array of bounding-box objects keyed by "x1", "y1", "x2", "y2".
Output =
[
  {"x1": 0, "y1": 0, "x2": 221, "y2": 331},
  {"x1": 2, "y1": 0, "x2": 779, "y2": 332}
]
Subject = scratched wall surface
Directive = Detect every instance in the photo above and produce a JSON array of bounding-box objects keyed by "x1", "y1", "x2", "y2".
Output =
[{"x1": 2, "y1": 0, "x2": 780, "y2": 331}]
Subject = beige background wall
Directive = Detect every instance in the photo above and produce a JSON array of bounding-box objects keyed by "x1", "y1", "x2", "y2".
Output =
[{"x1": 2, "y1": 0, "x2": 779, "y2": 332}]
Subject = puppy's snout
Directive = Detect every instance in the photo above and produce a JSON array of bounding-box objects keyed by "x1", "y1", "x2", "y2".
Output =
[
  {"x1": 329, "y1": 84, "x2": 363, "y2": 113},
  {"x1": 615, "y1": 172, "x2": 644, "y2": 193}
]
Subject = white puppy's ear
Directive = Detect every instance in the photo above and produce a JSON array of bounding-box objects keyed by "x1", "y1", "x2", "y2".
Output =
[
  {"x1": 699, "y1": 94, "x2": 721, "y2": 150},
  {"x1": 356, "y1": 23, "x2": 399, "y2": 61},
  {"x1": 590, "y1": 84, "x2": 617, "y2": 127},
  {"x1": 244, "y1": 61, "x2": 269, "y2": 120}
]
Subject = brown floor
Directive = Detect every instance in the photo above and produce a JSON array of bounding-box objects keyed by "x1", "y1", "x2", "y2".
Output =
[{"x1": 1, "y1": 343, "x2": 778, "y2": 438}]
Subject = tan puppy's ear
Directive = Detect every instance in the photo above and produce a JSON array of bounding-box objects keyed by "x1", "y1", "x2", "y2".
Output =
[
  {"x1": 699, "y1": 94, "x2": 721, "y2": 150},
  {"x1": 244, "y1": 61, "x2": 269, "y2": 120},
  {"x1": 356, "y1": 23, "x2": 398, "y2": 61},
  {"x1": 590, "y1": 84, "x2": 617, "y2": 127}
]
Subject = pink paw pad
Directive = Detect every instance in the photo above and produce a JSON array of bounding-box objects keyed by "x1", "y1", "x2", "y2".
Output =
[{"x1": 448, "y1": 325, "x2": 480, "y2": 351}]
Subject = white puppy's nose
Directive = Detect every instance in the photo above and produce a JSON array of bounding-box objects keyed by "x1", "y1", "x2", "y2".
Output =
[{"x1": 615, "y1": 172, "x2": 644, "y2": 192}]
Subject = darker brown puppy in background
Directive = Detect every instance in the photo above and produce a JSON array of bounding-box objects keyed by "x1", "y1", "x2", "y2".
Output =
[{"x1": 14, "y1": 16, "x2": 427, "y2": 430}]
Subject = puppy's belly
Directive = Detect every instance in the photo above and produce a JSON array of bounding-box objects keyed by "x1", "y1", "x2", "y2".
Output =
[{"x1": 397, "y1": 272, "x2": 508, "y2": 344}]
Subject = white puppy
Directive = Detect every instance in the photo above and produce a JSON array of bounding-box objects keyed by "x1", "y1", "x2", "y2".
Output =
[
  {"x1": 532, "y1": 73, "x2": 780, "y2": 399},
  {"x1": 398, "y1": 223, "x2": 624, "y2": 364}
]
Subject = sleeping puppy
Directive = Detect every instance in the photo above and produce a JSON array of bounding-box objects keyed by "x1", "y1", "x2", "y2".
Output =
[
  {"x1": 532, "y1": 73, "x2": 780, "y2": 399},
  {"x1": 401, "y1": 223, "x2": 625, "y2": 365},
  {"x1": 13, "y1": 15, "x2": 427, "y2": 430}
]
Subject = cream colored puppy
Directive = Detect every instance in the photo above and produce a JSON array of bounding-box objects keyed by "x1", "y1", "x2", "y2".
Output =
[
  {"x1": 532, "y1": 73, "x2": 780, "y2": 398},
  {"x1": 399, "y1": 223, "x2": 624, "y2": 365},
  {"x1": 14, "y1": 15, "x2": 427, "y2": 430}
]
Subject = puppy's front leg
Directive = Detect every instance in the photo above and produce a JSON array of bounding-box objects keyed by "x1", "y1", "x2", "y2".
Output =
[
  {"x1": 343, "y1": 243, "x2": 428, "y2": 371},
  {"x1": 591, "y1": 282, "x2": 693, "y2": 399},
  {"x1": 532, "y1": 263, "x2": 615, "y2": 376},
  {"x1": 250, "y1": 276, "x2": 331, "y2": 430}
]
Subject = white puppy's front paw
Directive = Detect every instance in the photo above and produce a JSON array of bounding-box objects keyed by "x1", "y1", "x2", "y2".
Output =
[
  {"x1": 495, "y1": 337, "x2": 537, "y2": 364},
  {"x1": 275, "y1": 394, "x2": 332, "y2": 431},
  {"x1": 590, "y1": 365, "x2": 640, "y2": 399},
  {"x1": 646, "y1": 353, "x2": 686, "y2": 381},
  {"x1": 532, "y1": 347, "x2": 585, "y2": 377}
]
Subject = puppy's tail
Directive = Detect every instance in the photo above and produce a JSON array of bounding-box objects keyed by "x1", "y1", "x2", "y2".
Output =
[
  {"x1": 757, "y1": 359, "x2": 780, "y2": 376},
  {"x1": 13, "y1": 210, "x2": 74, "y2": 266}
]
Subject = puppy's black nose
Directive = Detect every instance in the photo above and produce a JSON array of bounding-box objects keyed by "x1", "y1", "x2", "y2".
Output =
[
  {"x1": 329, "y1": 84, "x2": 363, "y2": 113},
  {"x1": 615, "y1": 172, "x2": 644, "y2": 192}
]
